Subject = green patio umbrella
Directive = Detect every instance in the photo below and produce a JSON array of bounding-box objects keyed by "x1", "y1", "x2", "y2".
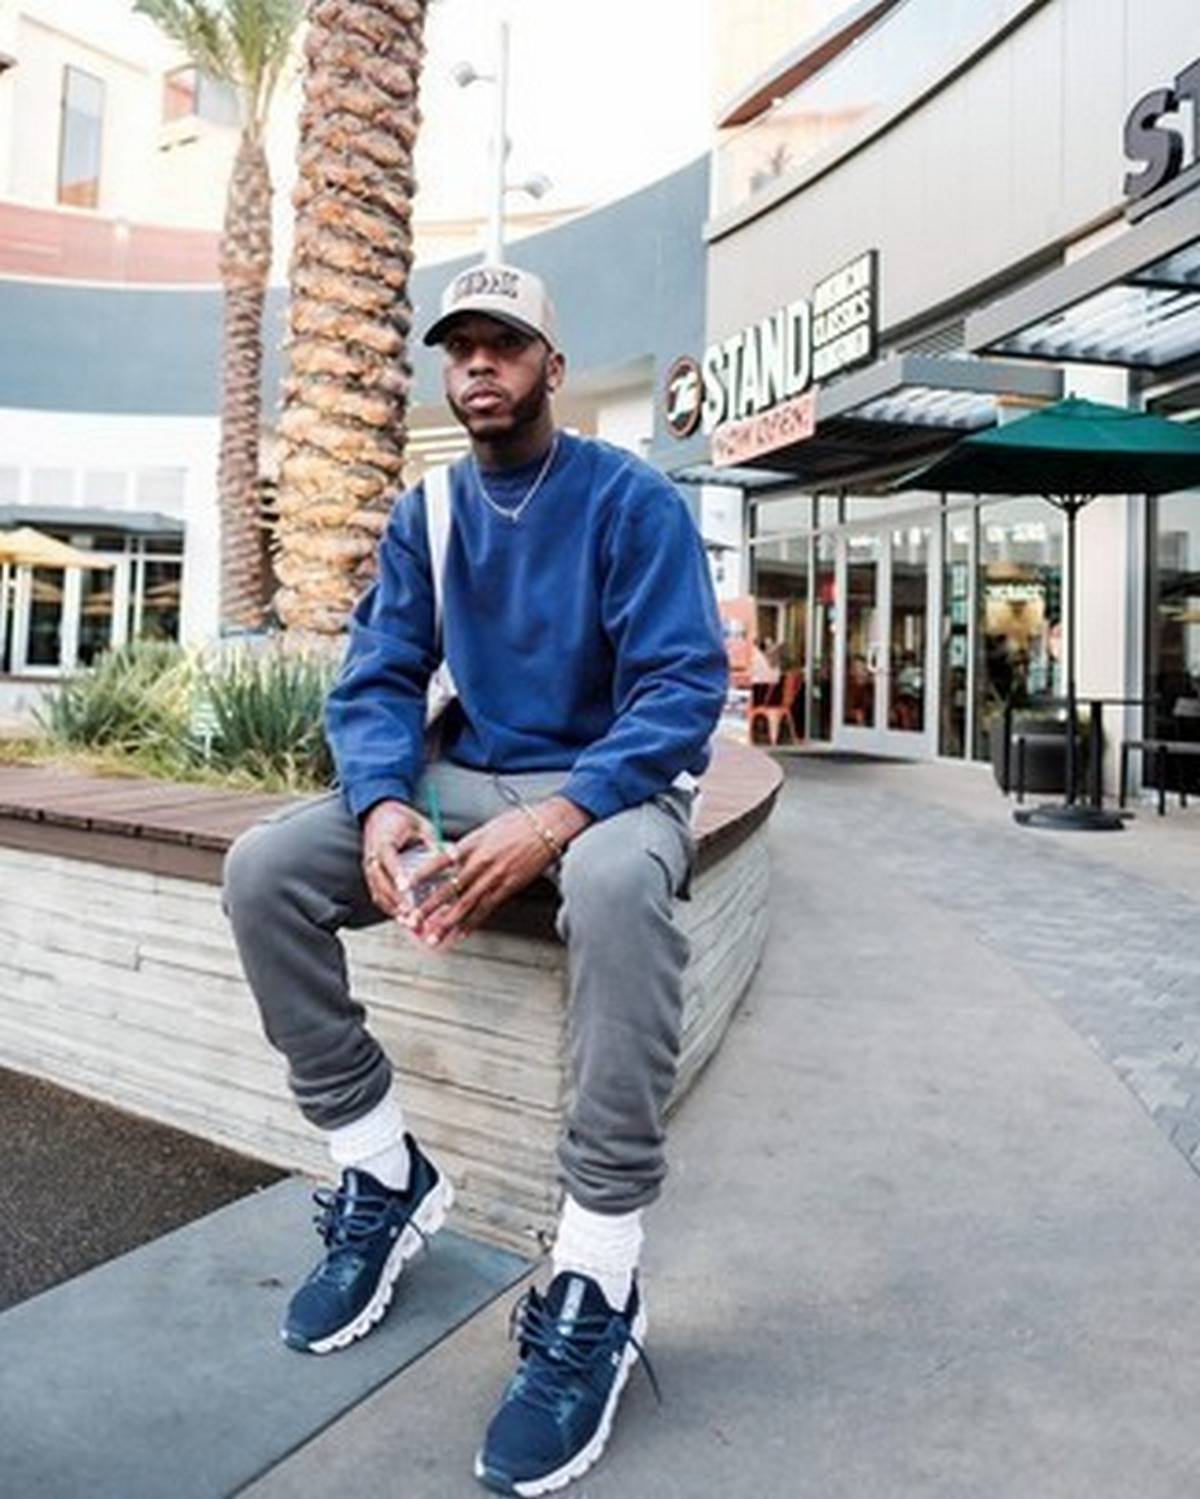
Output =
[{"x1": 902, "y1": 395, "x2": 1200, "y2": 829}]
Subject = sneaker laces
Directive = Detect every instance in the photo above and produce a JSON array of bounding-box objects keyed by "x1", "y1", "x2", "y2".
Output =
[
  {"x1": 508, "y1": 1287, "x2": 662, "y2": 1410},
  {"x1": 308, "y1": 1177, "x2": 430, "y2": 1278}
]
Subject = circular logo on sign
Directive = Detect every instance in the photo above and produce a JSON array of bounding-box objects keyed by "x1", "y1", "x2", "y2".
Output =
[{"x1": 663, "y1": 355, "x2": 703, "y2": 439}]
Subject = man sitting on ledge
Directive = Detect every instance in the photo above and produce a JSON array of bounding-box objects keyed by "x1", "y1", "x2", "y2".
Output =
[{"x1": 222, "y1": 262, "x2": 728, "y2": 1496}]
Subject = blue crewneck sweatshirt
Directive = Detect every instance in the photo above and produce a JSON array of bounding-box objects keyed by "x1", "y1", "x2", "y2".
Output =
[{"x1": 325, "y1": 431, "x2": 728, "y2": 822}]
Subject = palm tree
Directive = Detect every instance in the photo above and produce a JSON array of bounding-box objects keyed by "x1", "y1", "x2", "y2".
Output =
[
  {"x1": 272, "y1": 0, "x2": 432, "y2": 637},
  {"x1": 136, "y1": 0, "x2": 305, "y2": 633}
]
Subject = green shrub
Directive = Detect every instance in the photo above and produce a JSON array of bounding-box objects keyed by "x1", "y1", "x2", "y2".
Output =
[
  {"x1": 197, "y1": 645, "x2": 336, "y2": 790},
  {"x1": 35, "y1": 641, "x2": 192, "y2": 763},
  {"x1": 33, "y1": 638, "x2": 337, "y2": 792}
]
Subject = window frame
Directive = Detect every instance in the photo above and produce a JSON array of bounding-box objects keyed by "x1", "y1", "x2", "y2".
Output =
[{"x1": 57, "y1": 64, "x2": 105, "y2": 209}]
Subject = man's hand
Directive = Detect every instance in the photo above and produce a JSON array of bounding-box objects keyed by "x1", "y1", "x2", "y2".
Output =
[
  {"x1": 360, "y1": 798, "x2": 457, "y2": 924},
  {"x1": 415, "y1": 794, "x2": 591, "y2": 949}
]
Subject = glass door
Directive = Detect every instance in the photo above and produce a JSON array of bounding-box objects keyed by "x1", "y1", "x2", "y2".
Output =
[
  {"x1": 835, "y1": 522, "x2": 934, "y2": 754},
  {"x1": 840, "y1": 531, "x2": 880, "y2": 734},
  {"x1": 810, "y1": 532, "x2": 836, "y2": 740},
  {"x1": 887, "y1": 523, "x2": 931, "y2": 742}
]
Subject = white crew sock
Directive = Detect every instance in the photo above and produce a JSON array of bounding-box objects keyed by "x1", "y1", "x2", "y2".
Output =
[
  {"x1": 325, "y1": 1090, "x2": 411, "y2": 1192},
  {"x1": 551, "y1": 1195, "x2": 644, "y2": 1312}
]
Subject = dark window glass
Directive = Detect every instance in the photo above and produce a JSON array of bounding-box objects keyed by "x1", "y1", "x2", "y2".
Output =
[
  {"x1": 1148, "y1": 493, "x2": 1200, "y2": 788},
  {"x1": 940, "y1": 509, "x2": 971, "y2": 758}
]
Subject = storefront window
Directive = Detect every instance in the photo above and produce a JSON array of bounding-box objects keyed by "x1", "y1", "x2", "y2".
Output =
[
  {"x1": 940, "y1": 509, "x2": 971, "y2": 758},
  {"x1": 844, "y1": 494, "x2": 917, "y2": 521},
  {"x1": 0, "y1": 535, "x2": 182, "y2": 676},
  {"x1": 812, "y1": 533, "x2": 836, "y2": 740},
  {"x1": 1148, "y1": 491, "x2": 1200, "y2": 749},
  {"x1": 816, "y1": 494, "x2": 841, "y2": 530},
  {"x1": 26, "y1": 568, "x2": 65, "y2": 667},
  {"x1": 844, "y1": 532, "x2": 879, "y2": 729},
  {"x1": 751, "y1": 534, "x2": 810, "y2": 740},
  {"x1": 755, "y1": 493, "x2": 813, "y2": 536},
  {"x1": 889, "y1": 524, "x2": 929, "y2": 733},
  {"x1": 751, "y1": 494, "x2": 817, "y2": 722},
  {"x1": 975, "y1": 497, "x2": 1063, "y2": 759},
  {"x1": 132, "y1": 556, "x2": 183, "y2": 641},
  {"x1": 78, "y1": 564, "x2": 115, "y2": 666}
]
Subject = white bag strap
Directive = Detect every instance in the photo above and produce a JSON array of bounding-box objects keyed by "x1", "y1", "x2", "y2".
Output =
[
  {"x1": 422, "y1": 464, "x2": 458, "y2": 727},
  {"x1": 424, "y1": 463, "x2": 452, "y2": 635}
]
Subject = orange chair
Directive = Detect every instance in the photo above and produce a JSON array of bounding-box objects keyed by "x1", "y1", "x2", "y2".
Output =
[{"x1": 748, "y1": 669, "x2": 802, "y2": 746}]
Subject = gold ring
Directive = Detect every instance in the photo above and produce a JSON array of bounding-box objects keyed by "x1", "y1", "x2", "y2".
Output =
[{"x1": 450, "y1": 873, "x2": 464, "y2": 898}]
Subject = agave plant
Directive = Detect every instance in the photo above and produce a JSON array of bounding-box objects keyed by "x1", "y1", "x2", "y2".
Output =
[
  {"x1": 33, "y1": 639, "x2": 334, "y2": 790},
  {"x1": 198, "y1": 643, "x2": 337, "y2": 788},
  {"x1": 35, "y1": 642, "x2": 195, "y2": 763}
]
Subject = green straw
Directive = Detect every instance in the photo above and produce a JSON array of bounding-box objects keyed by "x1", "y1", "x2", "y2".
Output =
[{"x1": 425, "y1": 782, "x2": 446, "y2": 850}]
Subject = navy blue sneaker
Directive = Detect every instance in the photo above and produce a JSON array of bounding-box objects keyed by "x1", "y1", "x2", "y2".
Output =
[
  {"x1": 475, "y1": 1271, "x2": 654, "y2": 1495},
  {"x1": 282, "y1": 1133, "x2": 452, "y2": 1354}
]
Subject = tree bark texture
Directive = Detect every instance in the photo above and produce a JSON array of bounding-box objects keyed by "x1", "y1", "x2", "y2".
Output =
[
  {"x1": 274, "y1": 0, "x2": 429, "y2": 636},
  {"x1": 218, "y1": 130, "x2": 274, "y2": 632}
]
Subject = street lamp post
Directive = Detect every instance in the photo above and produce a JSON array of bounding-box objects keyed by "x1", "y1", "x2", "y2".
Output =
[
  {"x1": 452, "y1": 19, "x2": 550, "y2": 264},
  {"x1": 486, "y1": 18, "x2": 509, "y2": 262}
]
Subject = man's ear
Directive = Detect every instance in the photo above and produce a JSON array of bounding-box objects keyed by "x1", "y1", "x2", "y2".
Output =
[{"x1": 546, "y1": 350, "x2": 566, "y2": 391}]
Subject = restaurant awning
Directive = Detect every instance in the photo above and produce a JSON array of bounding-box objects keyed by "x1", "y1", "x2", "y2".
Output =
[
  {"x1": 966, "y1": 190, "x2": 1200, "y2": 373},
  {"x1": 0, "y1": 526, "x2": 113, "y2": 569},
  {"x1": 670, "y1": 352, "x2": 1062, "y2": 492},
  {"x1": 0, "y1": 506, "x2": 184, "y2": 537}
]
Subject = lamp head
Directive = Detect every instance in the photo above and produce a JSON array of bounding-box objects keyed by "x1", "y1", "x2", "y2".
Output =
[
  {"x1": 451, "y1": 59, "x2": 485, "y2": 87},
  {"x1": 518, "y1": 172, "x2": 552, "y2": 201}
]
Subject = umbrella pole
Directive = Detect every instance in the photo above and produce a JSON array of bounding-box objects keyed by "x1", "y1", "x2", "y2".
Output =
[
  {"x1": 1014, "y1": 494, "x2": 1123, "y2": 831},
  {"x1": 1064, "y1": 497, "x2": 1080, "y2": 807}
]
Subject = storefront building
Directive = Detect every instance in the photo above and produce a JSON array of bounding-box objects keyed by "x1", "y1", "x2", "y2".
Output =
[{"x1": 680, "y1": 0, "x2": 1200, "y2": 782}]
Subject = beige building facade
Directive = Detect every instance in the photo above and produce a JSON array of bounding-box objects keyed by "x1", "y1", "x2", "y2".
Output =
[{"x1": 677, "y1": 0, "x2": 1200, "y2": 797}]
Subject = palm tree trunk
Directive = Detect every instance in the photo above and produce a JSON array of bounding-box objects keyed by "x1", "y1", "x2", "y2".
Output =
[
  {"x1": 218, "y1": 128, "x2": 274, "y2": 632},
  {"x1": 274, "y1": 0, "x2": 430, "y2": 637}
]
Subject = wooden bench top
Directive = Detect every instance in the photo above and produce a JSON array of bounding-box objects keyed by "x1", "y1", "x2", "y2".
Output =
[{"x1": 0, "y1": 737, "x2": 783, "y2": 885}]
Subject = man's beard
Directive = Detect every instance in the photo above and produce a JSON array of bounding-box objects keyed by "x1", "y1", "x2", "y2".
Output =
[{"x1": 448, "y1": 359, "x2": 553, "y2": 446}]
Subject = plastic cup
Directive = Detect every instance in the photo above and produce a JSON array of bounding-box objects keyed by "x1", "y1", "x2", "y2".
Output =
[{"x1": 396, "y1": 843, "x2": 451, "y2": 909}]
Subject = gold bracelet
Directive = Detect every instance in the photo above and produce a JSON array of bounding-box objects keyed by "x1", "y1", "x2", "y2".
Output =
[{"x1": 517, "y1": 802, "x2": 565, "y2": 862}]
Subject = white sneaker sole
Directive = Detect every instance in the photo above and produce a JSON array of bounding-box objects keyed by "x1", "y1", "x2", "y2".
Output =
[
  {"x1": 474, "y1": 1301, "x2": 648, "y2": 1496},
  {"x1": 293, "y1": 1170, "x2": 454, "y2": 1355}
]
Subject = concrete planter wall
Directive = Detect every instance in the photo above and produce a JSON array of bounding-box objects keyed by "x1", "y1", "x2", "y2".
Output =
[{"x1": 0, "y1": 743, "x2": 780, "y2": 1253}]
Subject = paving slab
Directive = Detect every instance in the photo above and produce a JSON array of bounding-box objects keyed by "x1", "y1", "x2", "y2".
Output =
[{"x1": 0, "y1": 1180, "x2": 529, "y2": 1498}]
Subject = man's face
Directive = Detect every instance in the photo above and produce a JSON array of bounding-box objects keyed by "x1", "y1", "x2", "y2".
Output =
[{"x1": 440, "y1": 314, "x2": 564, "y2": 442}]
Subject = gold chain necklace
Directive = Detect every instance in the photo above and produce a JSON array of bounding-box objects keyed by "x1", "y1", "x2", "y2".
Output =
[{"x1": 473, "y1": 436, "x2": 559, "y2": 524}]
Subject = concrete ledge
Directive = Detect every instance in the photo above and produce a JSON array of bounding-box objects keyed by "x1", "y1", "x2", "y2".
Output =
[{"x1": 0, "y1": 741, "x2": 781, "y2": 1251}]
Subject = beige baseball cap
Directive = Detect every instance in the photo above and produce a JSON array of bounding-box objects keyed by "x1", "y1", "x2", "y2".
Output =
[{"x1": 423, "y1": 263, "x2": 559, "y2": 349}]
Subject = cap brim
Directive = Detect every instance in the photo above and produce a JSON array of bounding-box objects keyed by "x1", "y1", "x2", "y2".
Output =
[{"x1": 422, "y1": 308, "x2": 550, "y2": 347}]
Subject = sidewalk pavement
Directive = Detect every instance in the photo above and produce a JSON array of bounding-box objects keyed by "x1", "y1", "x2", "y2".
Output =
[{"x1": 11, "y1": 752, "x2": 1200, "y2": 1496}]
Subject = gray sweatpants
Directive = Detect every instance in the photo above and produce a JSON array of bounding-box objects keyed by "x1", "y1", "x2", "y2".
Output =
[{"x1": 221, "y1": 763, "x2": 695, "y2": 1215}]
